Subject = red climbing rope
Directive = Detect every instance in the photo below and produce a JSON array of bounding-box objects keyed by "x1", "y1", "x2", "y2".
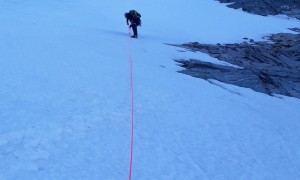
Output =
[{"x1": 127, "y1": 27, "x2": 135, "y2": 180}]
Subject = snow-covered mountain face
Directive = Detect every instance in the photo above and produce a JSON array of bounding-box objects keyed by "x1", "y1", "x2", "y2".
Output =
[{"x1": 1, "y1": 0, "x2": 300, "y2": 179}]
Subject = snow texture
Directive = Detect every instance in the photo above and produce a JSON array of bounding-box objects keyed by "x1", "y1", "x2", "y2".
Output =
[{"x1": 0, "y1": 0, "x2": 300, "y2": 179}]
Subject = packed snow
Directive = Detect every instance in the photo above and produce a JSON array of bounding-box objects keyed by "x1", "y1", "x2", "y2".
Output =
[{"x1": 1, "y1": 0, "x2": 300, "y2": 179}]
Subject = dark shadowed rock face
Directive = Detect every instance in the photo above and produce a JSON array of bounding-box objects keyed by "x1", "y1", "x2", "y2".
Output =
[
  {"x1": 173, "y1": 31, "x2": 300, "y2": 98},
  {"x1": 216, "y1": 0, "x2": 300, "y2": 19}
]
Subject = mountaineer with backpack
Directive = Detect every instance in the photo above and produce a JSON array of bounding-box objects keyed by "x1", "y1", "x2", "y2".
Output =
[{"x1": 124, "y1": 10, "x2": 141, "y2": 38}]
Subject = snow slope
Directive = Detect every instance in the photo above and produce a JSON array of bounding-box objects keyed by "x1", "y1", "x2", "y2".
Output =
[{"x1": 1, "y1": 0, "x2": 300, "y2": 179}]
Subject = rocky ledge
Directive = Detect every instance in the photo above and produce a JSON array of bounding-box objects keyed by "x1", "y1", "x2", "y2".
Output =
[
  {"x1": 216, "y1": 0, "x2": 300, "y2": 20},
  {"x1": 173, "y1": 29, "x2": 300, "y2": 98}
]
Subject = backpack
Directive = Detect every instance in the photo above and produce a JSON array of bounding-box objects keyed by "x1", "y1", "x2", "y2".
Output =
[
  {"x1": 129, "y1": 10, "x2": 141, "y2": 19},
  {"x1": 128, "y1": 10, "x2": 141, "y2": 26}
]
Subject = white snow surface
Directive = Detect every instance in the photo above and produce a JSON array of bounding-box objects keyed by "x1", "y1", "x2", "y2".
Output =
[{"x1": 1, "y1": 0, "x2": 300, "y2": 179}]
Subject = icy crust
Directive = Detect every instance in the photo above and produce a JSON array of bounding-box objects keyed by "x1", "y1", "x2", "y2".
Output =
[{"x1": 1, "y1": 0, "x2": 300, "y2": 179}]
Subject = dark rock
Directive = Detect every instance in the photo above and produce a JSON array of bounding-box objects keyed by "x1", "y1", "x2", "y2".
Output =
[
  {"x1": 289, "y1": 28, "x2": 300, "y2": 33},
  {"x1": 216, "y1": 0, "x2": 300, "y2": 20},
  {"x1": 172, "y1": 32, "x2": 300, "y2": 99}
]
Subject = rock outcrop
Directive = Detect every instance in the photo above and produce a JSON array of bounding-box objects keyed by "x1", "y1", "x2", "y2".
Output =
[
  {"x1": 216, "y1": 0, "x2": 300, "y2": 20},
  {"x1": 173, "y1": 30, "x2": 300, "y2": 98}
]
